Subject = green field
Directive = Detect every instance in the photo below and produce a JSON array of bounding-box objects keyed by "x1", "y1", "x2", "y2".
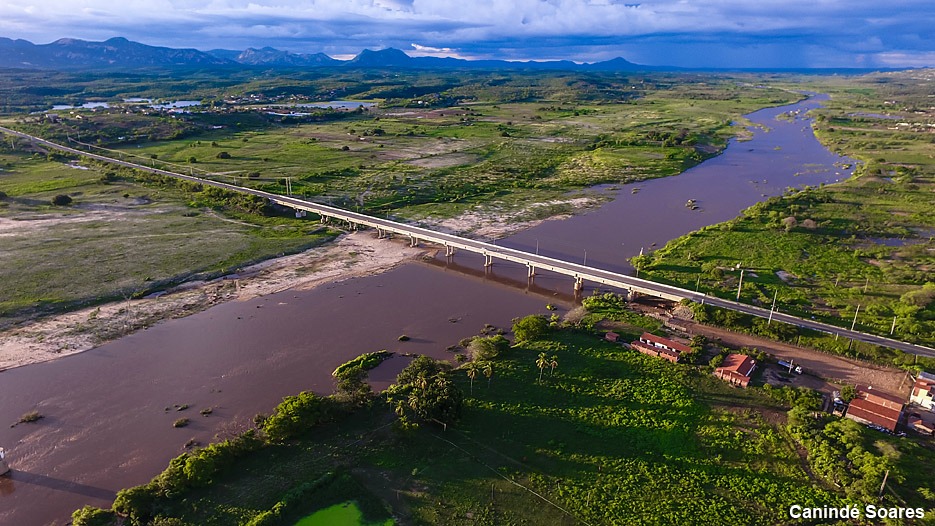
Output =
[
  {"x1": 0, "y1": 149, "x2": 336, "y2": 327},
  {"x1": 636, "y1": 71, "x2": 935, "y2": 353},
  {"x1": 73, "y1": 313, "x2": 935, "y2": 526}
]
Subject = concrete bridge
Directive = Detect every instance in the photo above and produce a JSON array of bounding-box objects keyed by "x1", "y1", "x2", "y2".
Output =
[{"x1": 3, "y1": 126, "x2": 935, "y2": 358}]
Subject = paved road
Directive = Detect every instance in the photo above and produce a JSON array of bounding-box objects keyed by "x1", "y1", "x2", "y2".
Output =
[{"x1": 3, "y1": 126, "x2": 934, "y2": 358}]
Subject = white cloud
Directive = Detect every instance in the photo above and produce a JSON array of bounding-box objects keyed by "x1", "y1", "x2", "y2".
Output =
[{"x1": 0, "y1": 0, "x2": 931, "y2": 67}]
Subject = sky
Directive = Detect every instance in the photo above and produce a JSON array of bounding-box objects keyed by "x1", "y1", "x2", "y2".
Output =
[{"x1": 0, "y1": 0, "x2": 932, "y2": 68}]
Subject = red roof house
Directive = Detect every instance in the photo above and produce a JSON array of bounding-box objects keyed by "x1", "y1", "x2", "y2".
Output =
[
  {"x1": 714, "y1": 353, "x2": 757, "y2": 388},
  {"x1": 630, "y1": 332, "x2": 690, "y2": 364},
  {"x1": 845, "y1": 385, "x2": 905, "y2": 432}
]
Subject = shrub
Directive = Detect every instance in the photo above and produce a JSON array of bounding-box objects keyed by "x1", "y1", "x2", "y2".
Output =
[
  {"x1": 71, "y1": 506, "x2": 117, "y2": 526},
  {"x1": 467, "y1": 335, "x2": 510, "y2": 361},
  {"x1": 18, "y1": 410, "x2": 42, "y2": 424},
  {"x1": 216, "y1": 151, "x2": 231, "y2": 159},
  {"x1": 173, "y1": 418, "x2": 190, "y2": 428},
  {"x1": 51, "y1": 194, "x2": 72, "y2": 206},
  {"x1": 332, "y1": 350, "x2": 392, "y2": 378},
  {"x1": 263, "y1": 392, "x2": 335, "y2": 442},
  {"x1": 512, "y1": 315, "x2": 550, "y2": 343}
]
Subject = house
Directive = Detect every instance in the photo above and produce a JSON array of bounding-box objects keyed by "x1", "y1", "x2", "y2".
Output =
[
  {"x1": 630, "y1": 332, "x2": 690, "y2": 364},
  {"x1": 845, "y1": 385, "x2": 905, "y2": 433},
  {"x1": 910, "y1": 372, "x2": 935, "y2": 410},
  {"x1": 714, "y1": 353, "x2": 757, "y2": 388},
  {"x1": 605, "y1": 332, "x2": 619, "y2": 343}
]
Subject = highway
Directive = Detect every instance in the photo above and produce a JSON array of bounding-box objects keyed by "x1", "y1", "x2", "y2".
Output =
[{"x1": 3, "y1": 125, "x2": 934, "y2": 358}]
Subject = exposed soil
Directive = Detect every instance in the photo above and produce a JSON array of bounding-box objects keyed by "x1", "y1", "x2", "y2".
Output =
[{"x1": 0, "y1": 232, "x2": 425, "y2": 370}]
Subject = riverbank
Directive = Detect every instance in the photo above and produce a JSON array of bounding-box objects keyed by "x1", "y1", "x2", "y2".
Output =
[{"x1": 0, "y1": 232, "x2": 425, "y2": 371}]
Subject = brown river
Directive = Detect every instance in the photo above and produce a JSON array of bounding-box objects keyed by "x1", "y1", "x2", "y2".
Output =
[{"x1": 0, "y1": 94, "x2": 855, "y2": 525}]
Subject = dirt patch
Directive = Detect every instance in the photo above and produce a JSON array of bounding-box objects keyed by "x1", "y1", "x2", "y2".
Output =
[
  {"x1": 0, "y1": 233, "x2": 425, "y2": 370},
  {"x1": 678, "y1": 319, "x2": 910, "y2": 397},
  {"x1": 405, "y1": 153, "x2": 480, "y2": 169},
  {"x1": 421, "y1": 196, "x2": 604, "y2": 239}
]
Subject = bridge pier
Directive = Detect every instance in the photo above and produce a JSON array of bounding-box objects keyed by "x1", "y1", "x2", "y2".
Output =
[
  {"x1": 444, "y1": 244, "x2": 454, "y2": 257},
  {"x1": 527, "y1": 263, "x2": 536, "y2": 278},
  {"x1": 483, "y1": 253, "x2": 493, "y2": 267},
  {"x1": 409, "y1": 235, "x2": 418, "y2": 247},
  {"x1": 573, "y1": 276, "x2": 583, "y2": 293}
]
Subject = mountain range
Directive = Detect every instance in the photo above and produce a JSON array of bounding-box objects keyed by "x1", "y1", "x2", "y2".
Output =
[{"x1": 0, "y1": 36, "x2": 653, "y2": 72}]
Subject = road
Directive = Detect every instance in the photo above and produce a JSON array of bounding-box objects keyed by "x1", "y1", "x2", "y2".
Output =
[{"x1": 3, "y1": 125, "x2": 934, "y2": 358}]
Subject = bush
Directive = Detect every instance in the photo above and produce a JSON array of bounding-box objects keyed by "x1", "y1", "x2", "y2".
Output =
[
  {"x1": 51, "y1": 194, "x2": 72, "y2": 206},
  {"x1": 512, "y1": 315, "x2": 550, "y2": 343},
  {"x1": 71, "y1": 506, "x2": 117, "y2": 526},
  {"x1": 216, "y1": 151, "x2": 231, "y2": 159},
  {"x1": 467, "y1": 335, "x2": 510, "y2": 361},
  {"x1": 263, "y1": 392, "x2": 335, "y2": 442},
  {"x1": 332, "y1": 350, "x2": 392, "y2": 378}
]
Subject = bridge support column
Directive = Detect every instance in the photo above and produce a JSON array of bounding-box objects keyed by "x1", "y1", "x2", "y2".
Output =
[
  {"x1": 445, "y1": 245, "x2": 454, "y2": 257},
  {"x1": 527, "y1": 264, "x2": 535, "y2": 278},
  {"x1": 409, "y1": 235, "x2": 418, "y2": 247},
  {"x1": 483, "y1": 253, "x2": 493, "y2": 267},
  {"x1": 573, "y1": 276, "x2": 583, "y2": 293}
]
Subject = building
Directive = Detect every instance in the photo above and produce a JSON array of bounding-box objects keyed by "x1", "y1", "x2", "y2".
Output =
[
  {"x1": 910, "y1": 372, "x2": 935, "y2": 411},
  {"x1": 714, "y1": 353, "x2": 757, "y2": 388},
  {"x1": 630, "y1": 332, "x2": 691, "y2": 364},
  {"x1": 845, "y1": 385, "x2": 905, "y2": 433},
  {"x1": 605, "y1": 332, "x2": 620, "y2": 343}
]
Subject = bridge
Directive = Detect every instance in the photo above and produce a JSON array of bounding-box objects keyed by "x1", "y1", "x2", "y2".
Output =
[{"x1": 3, "y1": 125, "x2": 934, "y2": 358}]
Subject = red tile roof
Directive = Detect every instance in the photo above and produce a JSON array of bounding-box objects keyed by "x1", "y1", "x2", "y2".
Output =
[
  {"x1": 719, "y1": 354, "x2": 756, "y2": 378},
  {"x1": 855, "y1": 385, "x2": 905, "y2": 409},
  {"x1": 638, "y1": 333, "x2": 692, "y2": 354},
  {"x1": 847, "y1": 398, "x2": 902, "y2": 432}
]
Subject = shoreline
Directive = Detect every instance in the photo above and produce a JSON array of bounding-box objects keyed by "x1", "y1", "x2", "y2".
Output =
[
  {"x1": 0, "y1": 193, "x2": 604, "y2": 372},
  {"x1": 0, "y1": 232, "x2": 427, "y2": 371}
]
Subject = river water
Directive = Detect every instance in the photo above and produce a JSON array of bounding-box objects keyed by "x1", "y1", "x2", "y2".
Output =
[{"x1": 0, "y1": 94, "x2": 855, "y2": 525}]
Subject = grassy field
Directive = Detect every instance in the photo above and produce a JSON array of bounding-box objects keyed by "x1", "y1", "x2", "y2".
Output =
[
  {"x1": 6, "y1": 74, "x2": 800, "y2": 227},
  {"x1": 0, "y1": 148, "x2": 335, "y2": 327},
  {"x1": 80, "y1": 315, "x2": 935, "y2": 525},
  {"x1": 636, "y1": 70, "x2": 935, "y2": 352}
]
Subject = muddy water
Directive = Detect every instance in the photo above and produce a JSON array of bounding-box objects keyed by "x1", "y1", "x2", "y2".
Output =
[
  {"x1": 0, "y1": 94, "x2": 854, "y2": 525},
  {"x1": 502, "y1": 94, "x2": 855, "y2": 272}
]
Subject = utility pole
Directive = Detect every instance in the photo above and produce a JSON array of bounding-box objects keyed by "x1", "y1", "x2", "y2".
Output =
[
  {"x1": 583, "y1": 249, "x2": 587, "y2": 267},
  {"x1": 850, "y1": 304, "x2": 860, "y2": 332},
  {"x1": 891, "y1": 315, "x2": 897, "y2": 335},
  {"x1": 736, "y1": 268, "x2": 745, "y2": 301},
  {"x1": 535, "y1": 239, "x2": 539, "y2": 255},
  {"x1": 768, "y1": 289, "x2": 778, "y2": 325},
  {"x1": 879, "y1": 469, "x2": 890, "y2": 499}
]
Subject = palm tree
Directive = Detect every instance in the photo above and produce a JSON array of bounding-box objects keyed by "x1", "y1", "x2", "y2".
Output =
[
  {"x1": 536, "y1": 352, "x2": 549, "y2": 383},
  {"x1": 483, "y1": 362, "x2": 494, "y2": 388},
  {"x1": 465, "y1": 362, "x2": 479, "y2": 395},
  {"x1": 549, "y1": 355, "x2": 558, "y2": 376}
]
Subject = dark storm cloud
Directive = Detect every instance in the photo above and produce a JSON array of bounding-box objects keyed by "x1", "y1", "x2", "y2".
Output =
[{"x1": 0, "y1": 0, "x2": 931, "y2": 67}]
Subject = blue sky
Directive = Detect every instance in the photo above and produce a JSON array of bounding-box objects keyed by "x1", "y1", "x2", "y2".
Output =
[{"x1": 0, "y1": 0, "x2": 932, "y2": 68}]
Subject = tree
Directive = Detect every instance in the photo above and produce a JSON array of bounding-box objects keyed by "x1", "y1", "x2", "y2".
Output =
[
  {"x1": 512, "y1": 315, "x2": 550, "y2": 343},
  {"x1": 536, "y1": 352, "x2": 549, "y2": 383},
  {"x1": 839, "y1": 384, "x2": 857, "y2": 403},
  {"x1": 549, "y1": 355, "x2": 558, "y2": 376},
  {"x1": 387, "y1": 356, "x2": 463, "y2": 426},
  {"x1": 483, "y1": 362, "x2": 494, "y2": 388},
  {"x1": 464, "y1": 362, "x2": 479, "y2": 395}
]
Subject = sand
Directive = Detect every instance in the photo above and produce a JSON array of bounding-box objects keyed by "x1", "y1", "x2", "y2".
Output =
[{"x1": 0, "y1": 232, "x2": 424, "y2": 370}]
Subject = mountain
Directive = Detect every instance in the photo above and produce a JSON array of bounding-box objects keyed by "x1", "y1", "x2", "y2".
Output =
[
  {"x1": 0, "y1": 37, "x2": 233, "y2": 68},
  {"x1": 234, "y1": 47, "x2": 339, "y2": 67},
  {"x1": 0, "y1": 37, "x2": 655, "y2": 72}
]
